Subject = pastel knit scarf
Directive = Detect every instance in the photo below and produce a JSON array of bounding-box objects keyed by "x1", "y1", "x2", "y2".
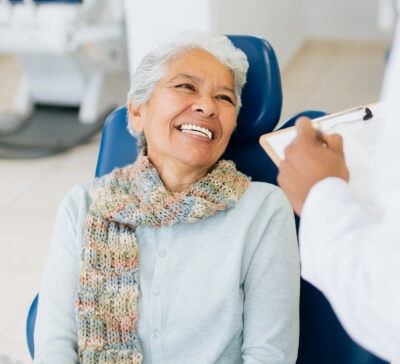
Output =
[{"x1": 75, "y1": 155, "x2": 250, "y2": 364}]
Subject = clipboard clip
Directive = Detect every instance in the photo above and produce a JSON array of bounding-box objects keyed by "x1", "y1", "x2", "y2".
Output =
[
  {"x1": 363, "y1": 107, "x2": 373, "y2": 120},
  {"x1": 314, "y1": 105, "x2": 373, "y2": 124},
  {"x1": 312, "y1": 105, "x2": 375, "y2": 134}
]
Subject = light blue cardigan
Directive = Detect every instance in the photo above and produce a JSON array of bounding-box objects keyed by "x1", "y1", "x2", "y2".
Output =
[{"x1": 34, "y1": 181, "x2": 300, "y2": 364}]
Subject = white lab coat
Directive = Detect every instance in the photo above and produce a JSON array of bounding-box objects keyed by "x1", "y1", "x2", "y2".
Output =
[{"x1": 299, "y1": 21, "x2": 400, "y2": 363}]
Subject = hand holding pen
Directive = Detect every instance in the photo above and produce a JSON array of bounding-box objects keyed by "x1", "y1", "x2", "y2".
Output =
[{"x1": 277, "y1": 117, "x2": 350, "y2": 215}]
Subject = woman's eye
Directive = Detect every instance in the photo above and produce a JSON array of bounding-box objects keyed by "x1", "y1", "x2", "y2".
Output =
[
  {"x1": 176, "y1": 83, "x2": 196, "y2": 91},
  {"x1": 217, "y1": 94, "x2": 234, "y2": 104}
]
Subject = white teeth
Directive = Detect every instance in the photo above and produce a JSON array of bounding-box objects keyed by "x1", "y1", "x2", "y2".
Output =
[{"x1": 180, "y1": 124, "x2": 212, "y2": 140}]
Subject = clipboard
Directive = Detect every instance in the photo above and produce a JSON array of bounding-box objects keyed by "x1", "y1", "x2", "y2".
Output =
[
  {"x1": 259, "y1": 102, "x2": 382, "y2": 166},
  {"x1": 259, "y1": 102, "x2": 384, "y2": 213}
]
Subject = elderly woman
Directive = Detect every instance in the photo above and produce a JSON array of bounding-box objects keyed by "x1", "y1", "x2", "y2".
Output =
[{"x1": 34, "y1": 30, "x2": 300, "y2": 363}]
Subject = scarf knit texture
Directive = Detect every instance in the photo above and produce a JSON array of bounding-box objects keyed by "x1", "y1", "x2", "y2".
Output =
[{"x1": 75, "y1": 155, "x2": 250, "y2": 364}]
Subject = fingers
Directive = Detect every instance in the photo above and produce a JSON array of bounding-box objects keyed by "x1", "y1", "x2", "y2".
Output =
[
  {"x1": 278, "y1": 117, "x2": 350, "y2": 215},
  {"x1": 295, "y1": 117, "x2": 313, "y2": 136},
  {"x1": 294, "y1": 117, "x2": 325, "y2": 147},
  {"x1": 295, "y1": 116, "x2": 344, "y2": 153},
  {"x1": 324, "y1": 133, "x2": 344, "y2": 153},
  {"x1": 277, "y1": 159, "x2": 305, "y2": 215}
]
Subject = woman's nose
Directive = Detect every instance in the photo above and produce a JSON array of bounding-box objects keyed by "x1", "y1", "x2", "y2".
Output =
[{"x1": 192, "y1": 96, "x2": 218, "y2": 118}]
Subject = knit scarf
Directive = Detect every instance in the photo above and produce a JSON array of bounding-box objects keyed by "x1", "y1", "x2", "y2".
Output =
[{"x1": 75, "y1": 155, "x2": 250, "y2": 364}]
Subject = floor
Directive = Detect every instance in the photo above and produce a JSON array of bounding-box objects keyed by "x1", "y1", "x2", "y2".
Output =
[{"x1": 0, "y1": 38, "x2": 389, "y2": 363}]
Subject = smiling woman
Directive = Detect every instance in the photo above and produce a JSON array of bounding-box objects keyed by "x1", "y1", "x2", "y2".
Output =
[
  {"x1": 129, "y1": 48, "x2": 239, "y2": 192},
  {"x1": 33, "y1": 30, "x2": 300, "y2": 364}
]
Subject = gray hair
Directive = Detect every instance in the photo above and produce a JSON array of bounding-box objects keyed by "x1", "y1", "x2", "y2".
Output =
[{"x1": 126, "y1": 30, "x2": 249, "y2": 154}]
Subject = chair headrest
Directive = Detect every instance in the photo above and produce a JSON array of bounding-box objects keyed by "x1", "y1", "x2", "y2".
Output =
[{"x1": 228, "y1": 35, "x2": 282, "y2": 144}]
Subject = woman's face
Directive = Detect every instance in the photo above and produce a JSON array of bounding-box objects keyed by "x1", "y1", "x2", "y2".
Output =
[{"x1": 130, "y1": 49, "x2": 238, "y2": 173}]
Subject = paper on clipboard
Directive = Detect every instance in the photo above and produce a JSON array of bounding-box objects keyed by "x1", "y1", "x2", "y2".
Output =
[{"x1": 259, "y1": 102, "x2": 384, "y2": 212}]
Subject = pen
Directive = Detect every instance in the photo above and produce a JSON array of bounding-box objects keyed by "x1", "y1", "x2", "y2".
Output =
[{"x1": 312, "y1": 124, "x2": 327, "y2": 146}]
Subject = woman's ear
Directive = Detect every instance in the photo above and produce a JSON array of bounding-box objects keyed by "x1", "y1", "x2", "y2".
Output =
[{"x1": 128, "y1": 103, "x2": 144, "y2": 132}]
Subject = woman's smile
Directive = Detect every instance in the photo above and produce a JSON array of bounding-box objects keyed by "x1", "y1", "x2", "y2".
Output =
[{"x1": 177, "y1": 123, "x2": 213, "y2": 140}]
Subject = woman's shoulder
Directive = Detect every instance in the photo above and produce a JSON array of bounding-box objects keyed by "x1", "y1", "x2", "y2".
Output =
[
  {"x1": 64, "y1": 182, "x2": 93, "y2": 202},
  {"x1": 58, "y1": 182, "x2": 94, "y2": 219},
  {"x1": 240, "y1": 181, "x2": 292, "y2": 213},
  {"x1": 246, "y1": 181, "x2": 285, "y2": 198}
]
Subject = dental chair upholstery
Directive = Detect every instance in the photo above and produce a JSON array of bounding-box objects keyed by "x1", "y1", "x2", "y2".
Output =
[{"x1": 26, "y1": 34, "x2": 387, "y2": 364}]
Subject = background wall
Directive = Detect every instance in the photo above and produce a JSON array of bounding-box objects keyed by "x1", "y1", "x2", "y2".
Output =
[
  {"x1": 123, "y1": 0, "x2": 392, "y2": 77},
  {"x1": 123, "y1": 0, "x2": 306, "y2": 74},
  {"x1": 305, "y1": 0, "x2": 392, "y2": 40},
  {"x1": 123, "y1": 0, "x2": 211, "y2": 77},
  {"x1": 209, "y1": 0, "x2": 306, "y2": 72}
]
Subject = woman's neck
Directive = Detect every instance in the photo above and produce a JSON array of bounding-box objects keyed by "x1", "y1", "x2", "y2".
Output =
[{"x1": 148, "y1": 157, "x2": 212, "y2": 193}]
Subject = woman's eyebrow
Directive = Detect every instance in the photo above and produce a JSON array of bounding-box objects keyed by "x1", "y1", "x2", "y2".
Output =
[
  {"x1": 218, "y1": 85, "x2": 235, "y2": 95},
  {"x1": 168, "y1": 74, "x2": 200, "y2": 84},
  {"x1": 168, "y1": 74, "x2": 235, "y2": 95}
]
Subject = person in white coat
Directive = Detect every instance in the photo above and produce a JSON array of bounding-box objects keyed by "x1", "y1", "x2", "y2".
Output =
[{"x1": 277, "y1": 19, "x2": 400, "y2": 364}]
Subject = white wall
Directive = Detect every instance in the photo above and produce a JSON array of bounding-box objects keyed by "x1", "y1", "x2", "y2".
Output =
[
  {"x1": 209, "y1": 0, "x2": 306, "y2": 69},
  {"x1": 123, "y1": 0, "x2": 212, "y2": 76},
  {"x1": 305, "y1": 0, "x2": 393, "y2": 40},
  {"x1": 123, "y1": 0, "x2": 306, "y2": 76},
  {"x1": 123, "y1": 0, "x2": 393, "y2": 78}
]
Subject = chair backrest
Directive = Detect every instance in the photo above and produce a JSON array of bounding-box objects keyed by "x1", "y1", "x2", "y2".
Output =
[{"x1": 26, "y1": 293, "x2": 38, "y2": 359}]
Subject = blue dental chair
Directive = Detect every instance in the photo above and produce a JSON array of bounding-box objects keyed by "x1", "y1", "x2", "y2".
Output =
[{"x1": 26, "y1": 35, "x2": 388, "y2": 364}]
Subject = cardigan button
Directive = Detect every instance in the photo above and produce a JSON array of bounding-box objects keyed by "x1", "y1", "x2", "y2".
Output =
[
  {"x1": 152, "y1": 330, "x2": 160, "y2": 339},
  {"x1": 159, "y1": 249, "x2": 167, "y2": 257},
  {"x1": 153, "y1": 288, "x2": 160, "y2": 296}
]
